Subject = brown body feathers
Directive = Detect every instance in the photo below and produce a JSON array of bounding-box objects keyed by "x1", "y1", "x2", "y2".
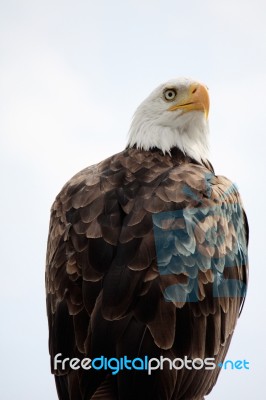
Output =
[{"x1": 46, "y1": 147, "x2": 248, "y2": 400}]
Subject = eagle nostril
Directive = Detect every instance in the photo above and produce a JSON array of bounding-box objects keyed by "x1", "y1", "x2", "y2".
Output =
[{"x1": 192, "y1": 87, "x2": 197, "y2": 94}]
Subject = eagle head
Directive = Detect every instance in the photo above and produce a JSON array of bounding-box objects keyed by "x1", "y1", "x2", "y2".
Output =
[{"x1": 127, "y1": 77, "x2": 210, "y2": 163}]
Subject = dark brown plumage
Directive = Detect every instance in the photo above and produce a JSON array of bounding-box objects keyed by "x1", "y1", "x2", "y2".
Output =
[{"x1": 46, "y1": 147, "x2": 248, "y2": 400}]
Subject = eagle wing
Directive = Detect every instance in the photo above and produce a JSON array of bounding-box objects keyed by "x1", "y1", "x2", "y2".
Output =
[{"x1": 46, "y1": 148, "x2": 248, "y2": 400}]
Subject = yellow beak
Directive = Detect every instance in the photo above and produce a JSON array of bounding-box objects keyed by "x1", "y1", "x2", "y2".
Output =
[{"x1": 168, "y1": 83, "x2": 210, "y2": 119}]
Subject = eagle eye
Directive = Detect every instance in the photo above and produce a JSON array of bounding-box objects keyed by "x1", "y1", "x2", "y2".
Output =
[{"x1": 163, "y1": 88, "x2": 177, "y2": 102}]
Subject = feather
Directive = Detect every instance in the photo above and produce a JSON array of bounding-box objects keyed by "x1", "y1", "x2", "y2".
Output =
[{"x1": 46, "y1": 146, "x2": 248, "y2": 399}]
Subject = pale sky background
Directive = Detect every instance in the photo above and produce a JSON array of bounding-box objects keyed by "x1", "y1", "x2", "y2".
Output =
[{"x1": 0, "y1": 0, "x2": 265, "y2": 399}]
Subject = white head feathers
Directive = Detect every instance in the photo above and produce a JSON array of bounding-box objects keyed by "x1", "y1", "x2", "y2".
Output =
[{"x1": 127, "y1": 77, "x2": 210, "y2": 164}]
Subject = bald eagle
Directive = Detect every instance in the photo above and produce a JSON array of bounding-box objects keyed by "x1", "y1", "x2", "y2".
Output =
[{"x1": 46, "y1": 78, "x2": 248, "y2": 400}]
